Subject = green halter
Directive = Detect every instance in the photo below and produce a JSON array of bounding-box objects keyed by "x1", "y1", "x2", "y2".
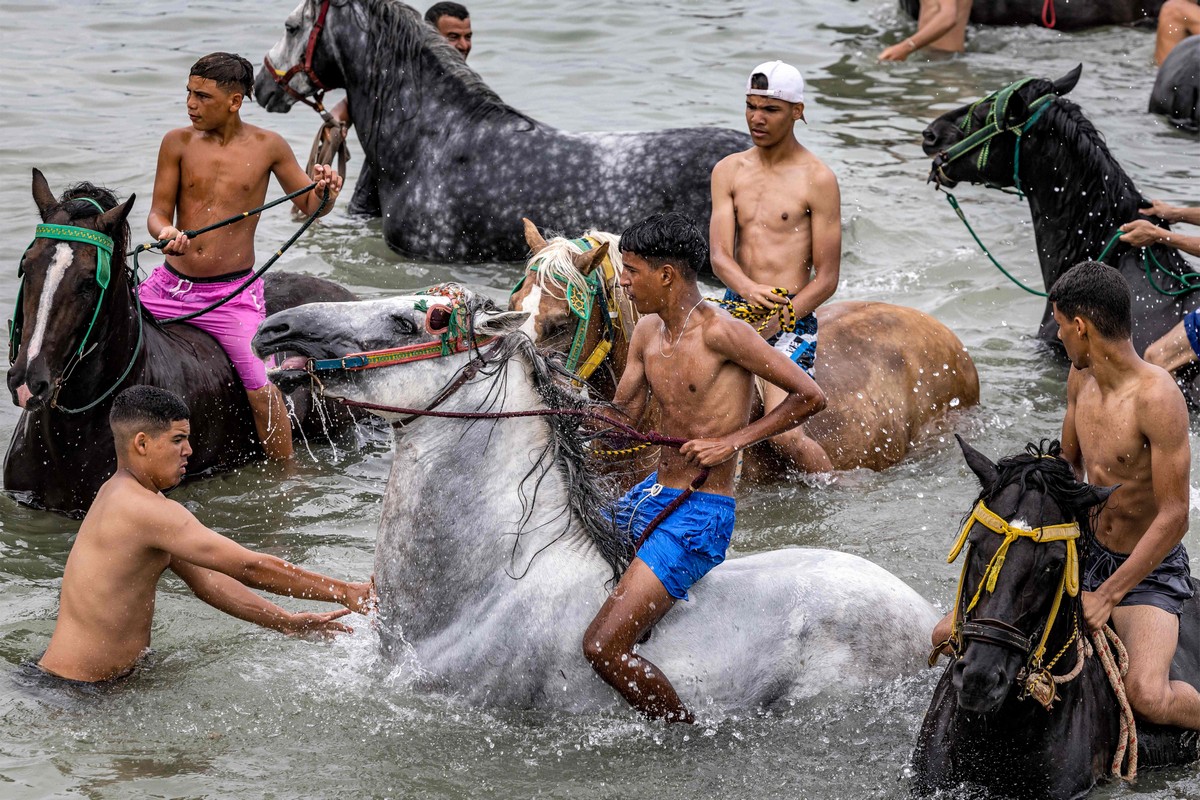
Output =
[
  {"x1": 10, "y1": 208, "x2": 116, "y2": 366},
  {"x1": 510, "y1": 237, "x2": 608, "y2": 375},
  {"x1": 8, "y1": 199, "x2": 142, "y2": 413}
]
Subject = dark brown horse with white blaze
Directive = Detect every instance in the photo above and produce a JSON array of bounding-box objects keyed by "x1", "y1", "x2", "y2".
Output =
[
  {"x1": 509, "y1": 221, "x2": 980, "y2": 472},
  {"x1": 5, "y1": 170, "x2": 356, "y2": 516},
  {"x1": 913, "y1": 438, "x2": 1200, "y2": 799},
  {"x1": 922, "y1": 65, "x2": 1200, "y2": 405}
]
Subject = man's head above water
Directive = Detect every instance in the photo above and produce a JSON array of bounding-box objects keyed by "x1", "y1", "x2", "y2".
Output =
[{"x1": 426, "y1": 2, "x2": 472, "y2": 60}]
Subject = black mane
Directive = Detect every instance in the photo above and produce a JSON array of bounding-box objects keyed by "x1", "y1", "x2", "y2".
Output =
[
  {"x1": 355, "y1": 0, "x2": 531, "y2": 151},
  {"x1": 1030, "y1": 99, "x2": 1148, "y2": 264},
  {"x1": 976, "y1": 439, "x2": 1105, "y2": 552},
  {"x1": 56, "y1": 182, "x2": 130, "y2": 259},
  {"x1": 462, "y1": 301, "x2": 631, "y2": 585}
]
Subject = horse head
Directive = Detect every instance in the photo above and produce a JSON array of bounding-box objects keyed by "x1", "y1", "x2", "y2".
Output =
[
  {"x1": 255, "y1": 0, "x2": 348, "y2": 113},
  {"x1": 948, "y1": 435, "x2": 1113, "y2": 714},
  {"x1": 508, "y1": 219, "x2": 621, "y2": 362},
  {"x1": 8, "y1": 169, "x2": 135, "y2": 410},
  {"x1": 922, "y1": 65, "x2": 1082, "y2": 190},
  {"x1": 252, "y1": 284, "x2": 528, "y2": 416}
]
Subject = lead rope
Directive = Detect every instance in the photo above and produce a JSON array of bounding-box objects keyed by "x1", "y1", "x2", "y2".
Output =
[
  {"x1": 1093, "y1": 624, "x2": 1138, "y2": 782},
  {"x1": 337, "y1": 396, "x2": 709, "y2": 554}
]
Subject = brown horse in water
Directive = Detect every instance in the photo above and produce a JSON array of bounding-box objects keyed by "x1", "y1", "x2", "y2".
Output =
[
  {"x1": 508, "y1": 220, "x2": 980, "y2": 473},
  {"x1": 5, "y1": 170, "x2": 358, "y2": 516}
]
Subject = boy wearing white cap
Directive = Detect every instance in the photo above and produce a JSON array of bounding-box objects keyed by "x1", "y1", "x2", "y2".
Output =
[{"x1": 709, "y1": 60, "x2": 840, "y2": 472}]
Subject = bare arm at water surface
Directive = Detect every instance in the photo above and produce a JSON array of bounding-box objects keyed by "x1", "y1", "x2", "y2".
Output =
[
  {"x1": 170, "y1": 559, "x2": 355, "y2": 637},
  {"x1": 141, "y1": 494, "x2": 371, "y2": 613},
  {"x1": 879, "y1": 0, "x2": 971, "y2": 61},
  {"x1": 679, "y1": 315, "x2": 826, "y2": 468},
  {"x1": 1081, "y1": 371, "x2": 1190, "y2": 632}
]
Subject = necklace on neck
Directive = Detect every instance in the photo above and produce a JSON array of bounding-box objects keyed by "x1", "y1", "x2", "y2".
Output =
[{"x1": 659, "y1": 298, "x2": 706, "y2": 358}]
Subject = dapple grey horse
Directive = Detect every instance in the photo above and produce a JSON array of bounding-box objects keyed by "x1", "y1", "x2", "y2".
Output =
[
  {"x1": 253, "y1": 286, "x2": 941, "y2": 713},
  {"x1": 253, "y1": 0, "x2": 747, "y2": 265}
]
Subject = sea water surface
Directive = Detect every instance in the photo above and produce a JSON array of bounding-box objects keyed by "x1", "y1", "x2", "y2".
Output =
[{"x1": 0, "y1": 1, "x2": 1197, "y2": 798}]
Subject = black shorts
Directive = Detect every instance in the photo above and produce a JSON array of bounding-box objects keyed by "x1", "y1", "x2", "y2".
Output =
[{"x1": 1082, "y1": 541, "x2": 1194, "y2": 616}]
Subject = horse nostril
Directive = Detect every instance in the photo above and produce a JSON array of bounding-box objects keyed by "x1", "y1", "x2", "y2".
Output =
[{"x1": 922, "y1": 129, "x2": 941, "y2": 153}]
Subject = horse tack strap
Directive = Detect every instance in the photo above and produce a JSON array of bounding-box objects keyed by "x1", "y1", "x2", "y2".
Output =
[
  {"x1": 947, "y1": 499, "x2": 1081, "y2": 677},
  {"x1": 308, "y1": 334, "x2": 496, "y2": 373},
  {"x1": 32, "y1": 224, "x2": 114, "y2": 289}
]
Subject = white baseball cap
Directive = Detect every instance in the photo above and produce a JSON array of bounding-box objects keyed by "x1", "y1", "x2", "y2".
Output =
[{"x1": 746, "y1": 60, "x2": 805, "y2": 105}]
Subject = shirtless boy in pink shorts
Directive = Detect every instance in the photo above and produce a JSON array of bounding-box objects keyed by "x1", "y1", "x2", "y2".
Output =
[{"x1": 144, "y1": 52, "x2": 342, "y2": 459}]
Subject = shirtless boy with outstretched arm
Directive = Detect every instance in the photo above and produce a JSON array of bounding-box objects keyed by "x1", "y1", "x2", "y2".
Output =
[
  {"x1": 710, "y1": 61, "x2": 841, "y2": 472},
  {"x1": 145, "y1": 52, "x2": 343, "y2": 461},
  {"x1": 1052, "y1": 261, "x2": 1198, "y2": 730},
  {"x1": 37, "y1": 386, "x2": 371, "y2": 684},
  {"x1": 582, "y1": 213, "x2": 827, "y2": 722}
]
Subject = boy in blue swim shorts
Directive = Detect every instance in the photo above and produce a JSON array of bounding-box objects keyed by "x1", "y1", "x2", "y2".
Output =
[
  {"x1": 582, "y1": 212, "x2": 826, "y2": 723},
  {"x1": 709, "y1": 61, "x2": 841, "y2": 473}
]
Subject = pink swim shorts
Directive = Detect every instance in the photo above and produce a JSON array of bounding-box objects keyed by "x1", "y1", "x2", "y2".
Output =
[{"x1": 138, "y1": 263, "x2": 269, "y2": 391}]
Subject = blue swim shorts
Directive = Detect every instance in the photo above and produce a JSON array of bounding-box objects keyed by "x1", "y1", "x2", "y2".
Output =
[
  {"x1": 1184, "y1": 309, "x2": 1200, "y2": 359},
  {"x1": 722, "y1": 289, "x2": 818, "y2": 377},
  {"x1": 608, "y1": 472, "x2": 736, "y2": 601},
  {"x1": 1082, "y1": 541, "x2": 1194, "y2": 616}
]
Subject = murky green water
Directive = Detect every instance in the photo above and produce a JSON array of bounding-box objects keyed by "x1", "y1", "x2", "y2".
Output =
[{"x1": 1, "y1": 1, "x2": 1197, "y2": 797}]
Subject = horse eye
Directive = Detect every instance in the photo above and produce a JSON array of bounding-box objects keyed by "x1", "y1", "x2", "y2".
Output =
[{"x1": 427, "y1": 306, "x2": 452, "y2": 333}]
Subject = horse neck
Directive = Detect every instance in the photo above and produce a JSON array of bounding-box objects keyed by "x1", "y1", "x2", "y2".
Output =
[
  {"x1": 379, "y1": 349, "x2": 610, "y2": 629},
  {"x1": 331, "y1": 0, "x2": 530, "y2": 164},
  {"x1": 1020, "y1": 101, "x2": 1147, "y2": 286}
]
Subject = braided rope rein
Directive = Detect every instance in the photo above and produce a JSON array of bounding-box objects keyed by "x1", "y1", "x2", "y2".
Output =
[{"x1": 1093, "y1": 624, "x2": 1138, "y2": 782}]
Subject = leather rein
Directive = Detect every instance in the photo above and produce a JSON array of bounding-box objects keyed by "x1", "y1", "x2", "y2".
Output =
[{"x1": 264, "y1": 0, "x2": 334, "y2": 119}]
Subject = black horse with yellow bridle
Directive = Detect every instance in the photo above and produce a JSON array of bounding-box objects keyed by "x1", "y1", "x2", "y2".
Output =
[{"x1": 912, "y1": 438, "x2": 1200, "y2": 799}]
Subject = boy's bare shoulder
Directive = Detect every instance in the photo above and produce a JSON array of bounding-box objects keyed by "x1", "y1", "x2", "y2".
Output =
[
  {"x1": 160, "y1": 127, "x2": 193, "y2": 150},
  {"x1": 1138, "y1": 361, "x2": 1188, "y2": 418},
  {"x1": 98, "y1": 477, "x2": 191, "y2": 542},
  {"x1": 700, "y1": 305, "x2": 760, "y2": 356},
  {"x1": 712, "y1": 147, "x2": 758, "y2": 176}
]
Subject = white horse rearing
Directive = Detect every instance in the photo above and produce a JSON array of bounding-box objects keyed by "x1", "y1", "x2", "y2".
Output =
[{"x1": 253, "y1": 285, "x2": 940, "y2": 713}]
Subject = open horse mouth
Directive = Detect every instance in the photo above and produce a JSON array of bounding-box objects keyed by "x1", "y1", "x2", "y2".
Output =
[{"x1": 253, "y1": 328, "x2": 339, "y2": 394}]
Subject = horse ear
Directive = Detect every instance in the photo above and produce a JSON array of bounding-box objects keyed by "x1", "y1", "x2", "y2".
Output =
[
  {"x1": 476, "y1": 309, "x2": 530, "y2": 336},
  {"x1": 522, "y1": 218, "x2": 548, "y2": 253},
  {"x1": 956, "y1": 434, "x2": 999, "y2": 491},
  {"x1": 1051, "y1": 65, "x2": 1082, "y2": 97},
  {"x1": 96, "y1": 194, "x2": 136, "y2": 233},
  {"x1": 572, "y1": 241, "x2": 609, "y2": 276},
  {"x1": 32, "y1": 168, "x2": 56, "y2": 221},
  {"x1": 1082, "y1": 482, "x2": 1119, "y2": 510}
]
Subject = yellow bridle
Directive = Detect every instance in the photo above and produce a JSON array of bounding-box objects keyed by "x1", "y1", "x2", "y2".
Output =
[{"x1": 948, "y1": 500, "x2": 1080, "y2": 671}]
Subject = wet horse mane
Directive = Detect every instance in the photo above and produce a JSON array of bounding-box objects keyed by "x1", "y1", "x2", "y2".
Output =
[
  {"x1": 354, "y1": 0, "x2": 531, "y2": 147},
  {"x1": 463, "y1": 302, "x2": 632, "y2": 584},
  {"x1": 526, "y1": 230, "x2": 624, "y2": 303},
  {"x1": 1033, "y1": 98, "x2": 1144, "y2": 237},
  {"x1": 972, "y1": 439, "x2": 1105, "y2": 553},
  {"x1": 51, "y1": 183, "x2": 129, "y2": 256}
]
